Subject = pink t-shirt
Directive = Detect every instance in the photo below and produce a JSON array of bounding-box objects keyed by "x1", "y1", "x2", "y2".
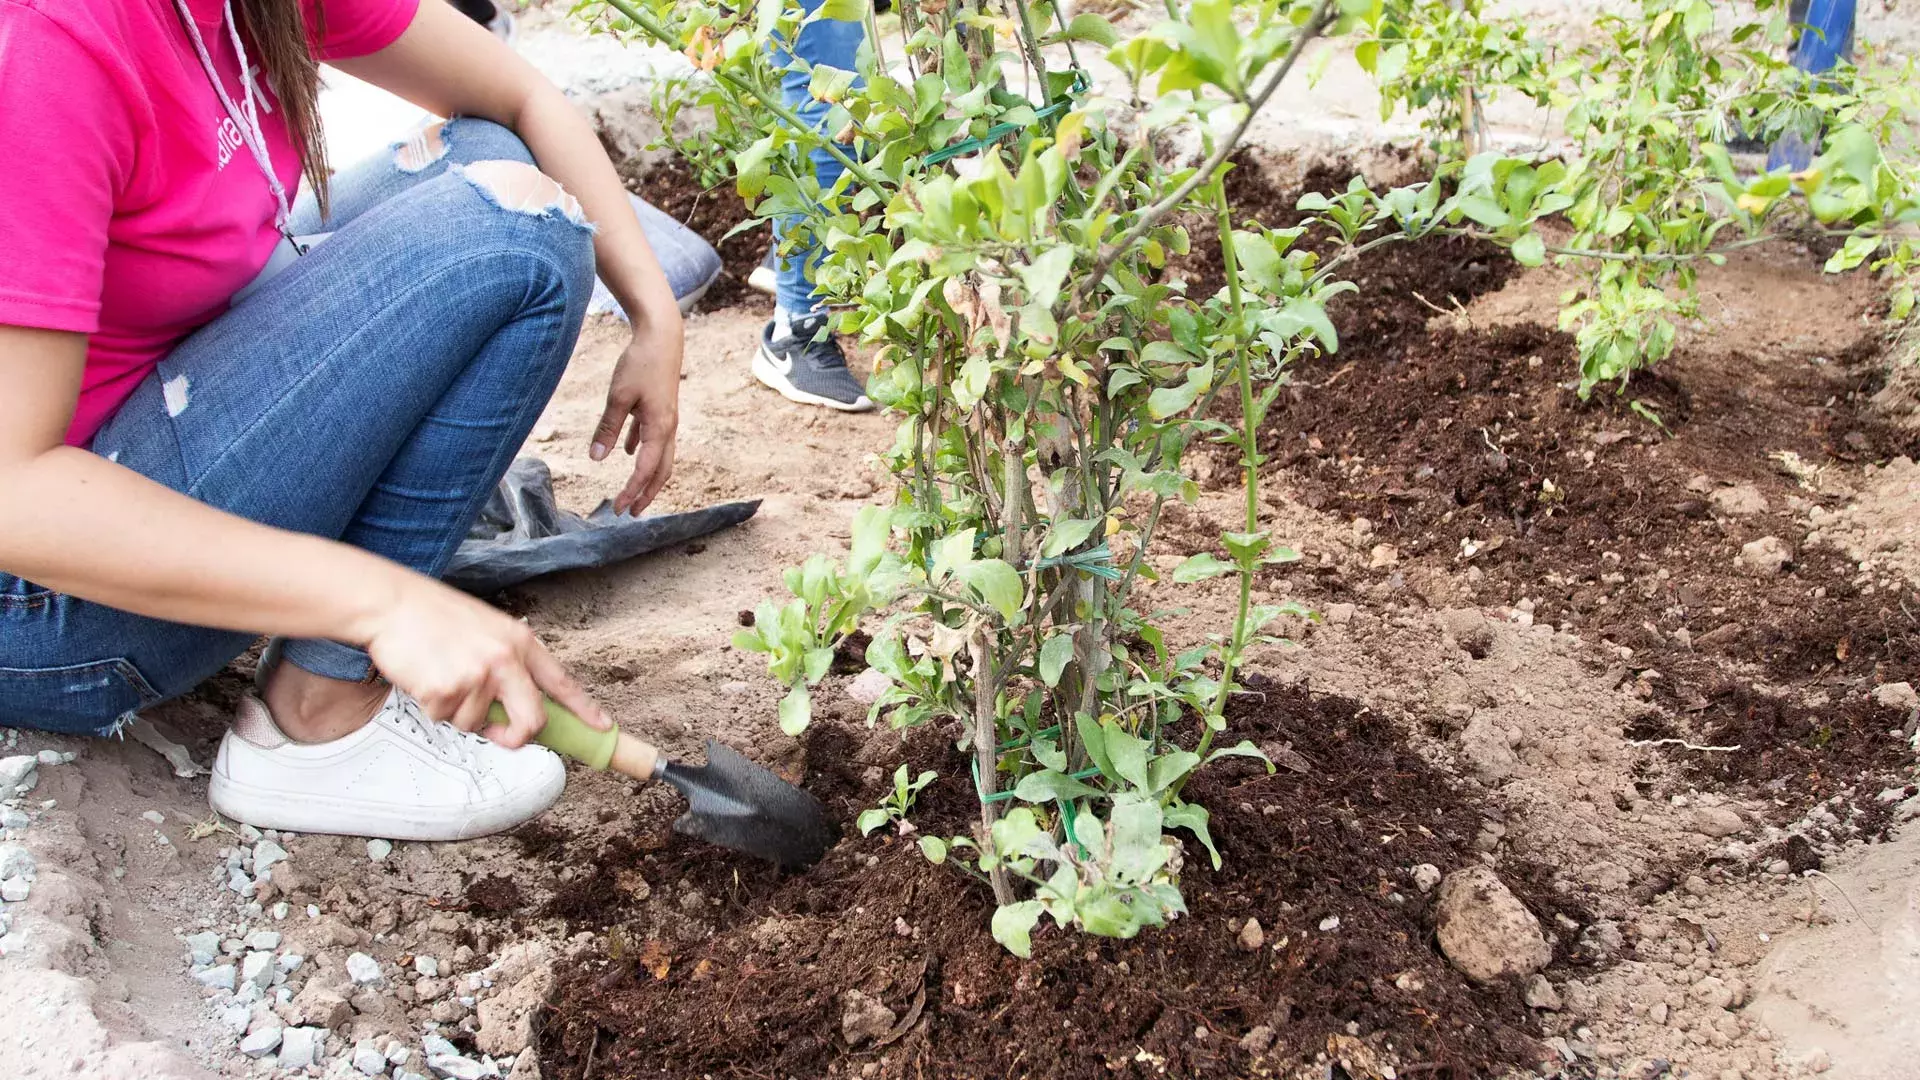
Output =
[{"x1": 0, "y1": 0, "x2": 420, "y2": 446}]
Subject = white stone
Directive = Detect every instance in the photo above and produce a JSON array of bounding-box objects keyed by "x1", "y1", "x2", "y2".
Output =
[
  {"x1": 367, "y1": 839, "x2": 393, "y2": 862},
  {"x1": 353, "y1": 1040, "x2": 389, "y2": 1075},
  {"x1": 423, "y1": 1036, "x2": 461, "y2": 1060},
  {"x1": 428, "y1": 1054, "x2": 488, "y2": 1080},
  {"x1": 247, "y1": 930, "x2": 282, "y2": 951},
  {"x1": 251, "y1": 840, "x2": 290, "y2": 875},
  {"x1": 194, "y1": 965, "x2": 238, "y2": 991},
  {"x1": 278, "y1": 1026, "x2": 323, "y2": 1069},
  {"x1": 140, "y1": 810, "x2": 166, "y2": 826},
  {"x1": 239, "y1": 1026, "x2": 283, "y2": 1058},
  {"x1": 386, "y1": 1042, "x2": 412, "y2": 1065},
  {"x1": 415, "y1": 955, "x2": 441, "y2": 977},
  {"x1": 1872, "y1": 682, "x2": 1917, "y2": 711},
  {"x1": 218, "y1": 1003, "x2": 252, "y2": 1035},
  {"x1": 242, "y1": 951, "x2": 275, "y2": 990},
  {"x1": 346, "y1": 952, "x2": 383, "y2": 985},
  {"x1": 0, "y1": 843, "x2": 34, "y2": 880},
  {"x1": 0, "y1": 756, "x2": 37, "y2": 800},
  {"x1": 0, "y1": 808, "x2": 28, "y2": 829},
  {"x1": 186, "y1": 931, "x2": 222, "y2": 966},
  {"x1": 277, "y1": 954, "x2": 305, "y2": 974},
  {"x1": 306, "y1": 904, "x2": 321, "y2": 919},
  {"x1": 845, "y1": 668, "x2": 892, "y2": 705},
  {"x1": 1412, "y1": 864, "x2": 1442, "y2": 894}
]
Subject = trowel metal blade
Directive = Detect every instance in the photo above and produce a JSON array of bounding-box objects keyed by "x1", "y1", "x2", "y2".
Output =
[{"x1": 661, "y1": 741, "x2": 837, "y2": 868}]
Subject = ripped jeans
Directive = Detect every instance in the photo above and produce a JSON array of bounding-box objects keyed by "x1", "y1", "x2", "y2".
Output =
[{"x1": 0, "y1": 118, "x2": 593, "y2": 737}]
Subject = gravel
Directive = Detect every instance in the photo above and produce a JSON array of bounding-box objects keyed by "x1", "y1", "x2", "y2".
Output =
[
  {"x1": 347, "y1": 952, "x2": 383, "y2": 985},
  {"x1": 0, "y1": 756, "x2": 37, "y2": 800},
  {"x1": 0, "y1": 842, "x2": 34, "y2": 880},
  {"x1": 241, "y1": 951, "x2": 275, "y2": 990},
  {"x1": 414, "y1": 955, "x2": 440, "y2": 977},
  {"x1": 353, "y1": 1039, "x2": 390, "y2": 1075},
  {"x1": 185, "y1": 931, "x2": 222, "y2": 966},
  {"x1": 367, "y1": 839, "x2": 394, "y2": 862},
  {"x1": 238, "y1": 1026, "x2": 282, "y2": 1058},
  {"x1": 251, "y1": 840, "x2": 289, "y2": 875},
  {"x1": 277, "y1": 1026, "x2": 323, "y2": 1069},
  {"x1": 193, "y1": 964, "x2": 238, "y2": 992}
]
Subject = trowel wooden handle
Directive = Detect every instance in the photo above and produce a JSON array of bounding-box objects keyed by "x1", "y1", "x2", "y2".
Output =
[{"x1": 486, "y1": 699, "x2": 662, "y2": 781}]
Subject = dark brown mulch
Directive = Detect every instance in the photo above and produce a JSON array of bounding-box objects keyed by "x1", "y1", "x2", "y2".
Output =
[
  {"x1": 534, "y1": 685, "x2": 1575, "y2": 1080},
  {"x1": 624, "y1": 156, "x2": 774, "y2": 312}
]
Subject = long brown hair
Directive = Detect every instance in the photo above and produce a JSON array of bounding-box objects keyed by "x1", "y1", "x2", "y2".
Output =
[{"x1": 234, "y1": 0, "x2": 330, "y2": 216}]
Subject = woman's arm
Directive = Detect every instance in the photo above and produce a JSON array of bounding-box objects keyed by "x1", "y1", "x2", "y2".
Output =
[
  {"x1": 0, "y1": 326, "x2": 605, "y2": 746},
  {"x1": 334, "y1": 2, "x2": 685, "y2": 515}
]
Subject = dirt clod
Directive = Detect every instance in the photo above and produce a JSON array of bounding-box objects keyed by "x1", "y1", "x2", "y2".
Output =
[{"x1": 1435, "y1": 866, "x2": 1553, "y2": 983}]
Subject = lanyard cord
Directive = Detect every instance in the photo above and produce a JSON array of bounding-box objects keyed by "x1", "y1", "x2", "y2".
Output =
[{"x1": 170, "y1": 0, "x2": 297, "y2": 242}]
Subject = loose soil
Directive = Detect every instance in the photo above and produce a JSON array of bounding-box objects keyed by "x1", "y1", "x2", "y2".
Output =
[{"x1": 536, "y1": 684, "x2": 1571, "y2": 1080}]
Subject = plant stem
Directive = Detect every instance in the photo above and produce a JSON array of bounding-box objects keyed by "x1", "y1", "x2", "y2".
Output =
[
  {"x1": 1194, "y1": 175, "x2": 1260, "y2": 765},
  {"x1": 600, "y1": 0, "x2": 891, "y2": 192},
  {"x1": 1075, "y1": 0, "x2": 1337, "y2": 306},
  {"x1": 969, "y1": 628, "x2": 1016, "y2": 906}
]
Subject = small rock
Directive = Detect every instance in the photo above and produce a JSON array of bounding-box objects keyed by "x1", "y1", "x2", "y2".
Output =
[
  {"x1": 1799, "y1": 1049, "x2": 1831, "y2": 1073},
  {"x1": 1318, "y1": 915, "x2": 1341, "y2": 932},
  {"x1": 846, "y1": 668, "x2": 892, "y2": 706},
  {"x1": 141, "y1": 810, "x2": 166, "y2": 826},
  {"x1": 247, "y1": 930, "x2": 282, "y2": 951},
  {"x1": 277, "y1": 1026, "x2": 322, "y2": 1069},
  {"x1": 1460, "y1": 716, "x2": 1520, "y2": 782},
  {"x1": 840, "y1": 989, "x2": 897, "y2": 1046},
  {"x1": 251, "y1": 840, "x2": 289, "y2": 875},
  {"x1": 1369, "y1": 543, "x2": 1399, "y2": 569},
  {"x1": 1, "y1": 874, "x2": 29, "y2": 902},
  {"x1": 1434, "y1": 866, "x2": 1552, "y2": 982},
  {"x1": 0, "y1": 756, "x2": 37, "y2": 800},
  {"x1": 242, "y1": 951, "x2": 275, "y2": 990},
  {"x1": 346, "y1": 952, "x2": 383, "y2": 985},
  {"x1": 1691, "y1": 806, "x2": 1746, "y2": 838},
  {"x1": 366, "y1": 839, "x2": 393, "y2": 862},
  {"x1": 1325, "y1": 603, "x2": 1357, "y2": 625},
  {"x1": 1411, "y1": 864, "x2": 1442, "y2": 894},
  {"x1": 1650, "y1": 1002, "x2": 1670, "y2": 1025},
  {"x1": 1708, "y1": 485, "x2": 1768, "y2": 516},
  {"x1": 276, "y1": 953, "x2": 304, "y2": 974},
  {"x1": 423, "y1": 1036, "x2": 460, "y2": 1060},
  {"x1": 415, "y1": 955, "x2": 441, "y2": 978},
  {"x1": 1872, "y1": 682, "x2": 1917, "y2": 711},
  {"x1": 427, "y1": 1053, "x2": 488, "y2": 1080},
  {"x1": 1439, "y1": 608, "x2": 1495, "y2": 658},
  {"x1": 185, "y1": 931, "x2": 222, "y2": 966},
  {"x1": 1690, "y1": 976, "x2": 1734, "y2": 1010},
  {"x1": 387, "y1": 1042, "x2": 412, "y2": 1065},
  {"x1": 0, "y1": 842, "x2": 33, "y2": 880},
  {"x1": 239, "y1": 1026, "x2": 283, "y2": 1058},
  {"x1": 1525, "y1": 975, "x2": 1562, "y2": 1011},
  {"x1": 1239, "y1": 1025, "x2": 1276, "y2": 1054},
  {"x1": 290, "y1": 985, "x2": 352, "y2": 1030},
  {"x1": 193, "y1": 964, "x2": 237, "y2": 991},
  {"x1": 1237, "y1": 918, "x2": 1265, "y2": 952},
  {"x1": 353, "y1": 1040, "x2": 389, "y2": 1076},
  {"x1": 0, "y1": 808, "x2": 28, "y2": 829},
  {"x1": 1737, "y1": 536, "x2": 1792, "y2": 576},
  {"x1": 34, "y1": 749, "x2": 67, "y2": 766}
]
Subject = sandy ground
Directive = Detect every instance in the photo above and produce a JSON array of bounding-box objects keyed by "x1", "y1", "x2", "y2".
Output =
[{"x1": 4, "y1": 4, "x2": 1920, "y2": 1079}]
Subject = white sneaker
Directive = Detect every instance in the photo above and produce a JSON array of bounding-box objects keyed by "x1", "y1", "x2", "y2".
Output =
[{"x1": 208, "y1": 688, "x2": 566, "y2": 841}]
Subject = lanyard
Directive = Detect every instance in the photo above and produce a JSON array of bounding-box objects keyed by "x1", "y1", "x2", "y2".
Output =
[{"x1": 171, "y1": 0, "x2": 303, "y2": 252}]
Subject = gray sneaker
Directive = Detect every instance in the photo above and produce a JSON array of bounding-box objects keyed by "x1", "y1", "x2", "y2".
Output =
[{"x1": 754, "y1": 314, "x2": 874, "y2": 412}]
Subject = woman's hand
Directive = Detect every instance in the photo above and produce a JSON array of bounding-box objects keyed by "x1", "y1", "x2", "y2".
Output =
[
  {"x1": 362, "y1": 577, "x2": 610, "y2": 749},
  {"x1": 592, "y1": 309, "x2": 684, "y2": 516}
]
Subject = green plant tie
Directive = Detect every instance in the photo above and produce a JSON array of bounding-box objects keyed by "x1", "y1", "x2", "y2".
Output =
[{"x1": 923, "y1": 72, "x2": 1090, "y2": 166}]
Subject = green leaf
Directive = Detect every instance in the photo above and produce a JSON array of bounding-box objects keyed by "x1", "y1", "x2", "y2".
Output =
[
  {"x1": 958, "y1": 558, "x2": 1024, "y2": 621},
  {"x1": 732, "y1": 627, "x2": 769, "y2": 653},
  {"x1": 991, "y1": 900, "x2": 1045, "y2": 958},
  {"x1": 919, "y1": 836, "x2": 948, "y2": 864},
  {"x1": 857, "y1": 808, "x2": 893, "y2": 836},
  {"x1": 1076, "y1": 711, "x2": 1114, "y2": 780},
  {"x1": 1013, "y1": 769, "x2": 1104, "y2": 803},
  {"x1": 1171, "y1": 552, "x2": 1234, "y2": 583},
  {"x1": 1060, "y1": 11, "x2": 1120, "y2": 46},
  {"x1": 848, "y1": 505, "x2": 892, "y2": 578},
  {"x1": 1145, "y1": 750, "x2": 1201, "y2": 793},
  {"x1": 1164, "y1": 801, "x2": 1222, "y2": 869},
  {"x1": 815, "y1": 0, "x2": 863, "y2": 19},
  {"x1": 1221, "y1": 531, "x2": 1270, "y2": 565},
  {"x1": 1511, "y1": 231, "x2": 1546, "y2": 267},
  {"x1": 1102, "y1": 722, "x2": 1150, "y2": 791},
  {"x1": 1021, "y1": 246, "x2": 1076, "y2": 309},
  {"x1": 1206, "y1": 740, "x2": 1274, "y2": 769},
  {"x1": 1038, "y1": 633, "x2": 1076, "y2": 688},
  {"x1": 778, "y1": 684, "x2": 812, "y2": 736},
  {"x1": 733, "y1": 135, "x2": 776, "y2": 200},
  {"x1": 1043, "y1": 518, "x2": 1099, "y2": 559},
  {"x1": 1147, "y1": 381, "x2": 1201, "y2": 420},
  {"x1": 1108, "y1": 795, "x2": 1168, "y2": 881},
  {"x1": 1139, "y1": 340, "x2": 1197, "y2": 369}
]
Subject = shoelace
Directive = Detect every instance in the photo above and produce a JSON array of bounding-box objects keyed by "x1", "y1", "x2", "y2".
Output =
[
  {"x1": 386, "y1": 692, "x2": 487, "y2": 770},
  {"x1": 786, "y1": 317, "x2": 852, "y2": 373}
]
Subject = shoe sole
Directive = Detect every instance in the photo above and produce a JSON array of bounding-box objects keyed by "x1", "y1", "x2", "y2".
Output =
[
  {"x1": 208, "y1": 767, "x2": 563, "y2": 842},
  {"x1": 747, "y1": 264, "x2": 778, "y2": 297},
  {"x1": 753, "y1": 344, "x2": 875, "y2": 412}
]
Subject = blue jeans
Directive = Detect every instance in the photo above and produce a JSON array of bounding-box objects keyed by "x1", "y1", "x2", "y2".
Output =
[
  {"x1": 771, "y1": 0, "x2": 865, "y2": 315},
  {"x1": 0, "y1": 118, "x2": 593, "y2": 737}
]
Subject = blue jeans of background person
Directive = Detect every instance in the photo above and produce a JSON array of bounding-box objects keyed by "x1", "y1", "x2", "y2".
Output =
[
  {"x1": 771, "y1": 0, "x2": 865, "y2": 315},
  {"x1": 1769, "y1": 0, "x2": 1857, "y2": 171},
  {"x1": 0, "y1": 119, "x2": 592, "y2": 738}
]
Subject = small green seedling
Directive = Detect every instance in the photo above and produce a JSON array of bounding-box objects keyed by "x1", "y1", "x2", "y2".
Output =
[{"x1": 857, "y1": 764, "x2": 936, "y2": 837}]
